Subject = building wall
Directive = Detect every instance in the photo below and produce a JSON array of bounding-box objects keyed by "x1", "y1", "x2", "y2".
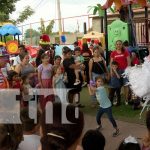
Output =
[{"x1": 91, "y1": 8, "x2": 150, "y2": 44}]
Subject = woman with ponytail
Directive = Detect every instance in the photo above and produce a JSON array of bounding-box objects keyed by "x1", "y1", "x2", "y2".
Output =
[
  {"x1": 0, "y1": 124, "x2": 23, "y2": 150},
  {"x1": 39, "y1": 102, "x2": 84, "y2": 150}
]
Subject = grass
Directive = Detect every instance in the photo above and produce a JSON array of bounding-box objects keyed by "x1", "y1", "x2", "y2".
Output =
[{"x1": 80, "y1": 87, "x2": 146, "y2": 125}]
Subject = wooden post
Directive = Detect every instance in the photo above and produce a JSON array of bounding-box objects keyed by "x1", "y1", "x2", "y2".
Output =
[
  {"x1": 145, "y1": 6, "x2": 149, "y2": 44},
  {"x1": 4, "y1": 36, "x2": 6, "y2": 43},
  {"x1": 104, "y1": 9, "x2": 109, "y2": 66},
  {"x1": 0, "y1": 36, "x2": 2, "y2": 41},
  {"x1": 18, "y1": 35, "x2": 20, "y2": 45},
  {"x1": 30, "y1": 24, "x2": 32, "y2": 45},
  {"x1": 101, "y1": 16, "x2": 104, "y2": 33}
]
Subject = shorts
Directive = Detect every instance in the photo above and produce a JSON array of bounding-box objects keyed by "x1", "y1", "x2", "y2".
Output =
[
  {"x1": 119, "y1": 70, "x2": 129, "y2": 86},
  {"x1": 92, "y1": 72, "x2": 105, "y2": 82}
]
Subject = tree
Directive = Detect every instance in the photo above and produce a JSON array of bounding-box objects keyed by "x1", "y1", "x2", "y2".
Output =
[
  {"x1": 0, "y1": 12, "x2": 9, "y2": 23},
  {"x1": 24, "y1": 29, "x2": 40, "y2": 39},
  {"x1": 88, "y1": 4, "x2": 107, "y2": 33},
  {"x1": 38, "y1": 18, "x2": 55, "y2": 35},
  {"x1": 0, "y1": 0, "x2": 34, "y2": 24},
  {"x1": 0, "y1": 0, "x2": 19, "y2": 16},
  {"x1": 14, "y1": 6, "x2": 34, "y2": 24}
]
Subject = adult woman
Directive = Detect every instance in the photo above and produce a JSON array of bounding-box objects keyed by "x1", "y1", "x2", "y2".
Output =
[
  {"x1": 110, "y1": 40, "x2": 131, "y2": 105},
  {"x1": 15, "y1": 52, "x2": 36, "y2": 87},
  {"x1": 89, "y1": 46, "x2": 108, "y2": 82},
  {"x1": 82, "y1": 43, "x2": 92, "y2": 84},
  {"x1": 39, "y1": 102, "x2": 84, "y2": 150},
  {"x1": 63, "y1": 46, "x2": 84, "y2": 106}
]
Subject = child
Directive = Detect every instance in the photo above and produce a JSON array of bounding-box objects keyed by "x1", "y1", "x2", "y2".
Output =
[
  {"x1": 21, "y1": 74, "x2": 34, "y2": 107},
  {"x1": 38, "y1": 53, "x2": 52, "y2": 88},
  {"x1": 54, "y1": 55, "x2": 62, "y2": 67},
  {"x1": 131, "y1": 51, "x2": 140, "y2": 66},
  {"x1": 74, "y1": 47, "x2": 87, "y2": 86},
  {"x1": 37, "y1": 53, "x2": 53, "y2": 109},
  {"x1": 142, "y1": 110, "x2": 150, "y2": 150},
  {"x1": 90, "y1": 76, "x2": 119, "y2": 137},
  {"x1": 18, "y1": 108, "x2": 41, "y2": 150},
  {"x1": 118, "y1": 136, "x2": 141, "y2": 150},
  {"x1": 109, "y1": 61, "x2": 121, "y2": 106},
  {"x1": 0, "y1": 68, "x2": 9, "y2": 89},
  {"x1": 52, "y1": 65, "x2": 68, "y2": 103},
  {"x1": 7, "y1": 70, "x2": 21, "y2": 89},
  {"x1": 82, "y1": 129, "x2": 105, "y2": 150}
]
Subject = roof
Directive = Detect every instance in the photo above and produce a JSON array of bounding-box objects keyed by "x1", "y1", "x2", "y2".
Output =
[
  {"x1": 102, "y1": 0, "x2": 147, "y2": 10},
  {"x1": 90, "y1": 8, "x2": 150, "y2": 19}
]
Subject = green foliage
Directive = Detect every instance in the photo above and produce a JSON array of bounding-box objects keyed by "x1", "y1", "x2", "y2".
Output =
[
  {"x1": 15, "y1": 6, "x2": 34, "y2": 24},
  {"x1": 0, "y1": 12, "x2": 9, "y2": 23},
  {"x1": 1, "y1": 36, "x2": 13, "y2": 42},
  {"x1": 46, "y1": 20, "x2": 55, "y2": 35},
  {"x1": 88, "y1": 4, "x2": 105, "y2": 17},
  {"x1": 0, "y1": 0, "x2": 19, "y2": 15},
  {"x1": 24, "y1": 29, "x2": 40, "y2": 38},
  {"x1": 38, "y1": 18, "x2": 46, "y2": 34},
  {"x1": 38, "y1": 18, "x2": 55, "y2": 35}
]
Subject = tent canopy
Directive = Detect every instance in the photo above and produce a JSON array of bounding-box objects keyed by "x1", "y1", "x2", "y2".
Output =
[
  {"x1": 82, "y1": 31, "x2": 105, "y2": 48},
  {"x1": 0, "y1": 24, "x2": 22, "y2": 36},
  {"x1": 102, "y1": 0, "x2": 148, "y2": 10},
  {"x1": 82, "y1": 31, "x2": 104, "y2": 39}
]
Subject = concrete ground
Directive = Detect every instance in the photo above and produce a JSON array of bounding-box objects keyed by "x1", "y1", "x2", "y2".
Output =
[{"x1": 82, "y1": 115, "x2": 147, "y2": 150}]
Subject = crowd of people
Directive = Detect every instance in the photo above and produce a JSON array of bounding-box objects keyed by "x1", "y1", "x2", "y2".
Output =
[{"x1": 0, "y1": 37, "x2": 150, "y2": 150}]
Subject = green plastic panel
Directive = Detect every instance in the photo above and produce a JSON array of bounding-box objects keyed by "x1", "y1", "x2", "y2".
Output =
[{"x1": 108, "y1": 19, "x2": 129, "y2": 51}]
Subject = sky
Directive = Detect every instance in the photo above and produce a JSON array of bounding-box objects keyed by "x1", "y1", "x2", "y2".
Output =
[{"x1": 10, "y1": 0, "x2": 105, "y2": 32}]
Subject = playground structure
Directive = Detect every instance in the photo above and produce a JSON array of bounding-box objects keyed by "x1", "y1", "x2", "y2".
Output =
[
  {"x1": 81, "y1": 31, "x2": 105, "y2": 49},
  {"x1": 100, "y1": 0, "x2": 149, "y2": 65}
]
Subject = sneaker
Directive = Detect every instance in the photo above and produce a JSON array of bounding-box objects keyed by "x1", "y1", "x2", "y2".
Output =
[
  {"x1": 74, "y1": 80, "x2": 81, "y2": 85},
  {"x1": 82, "y1": 82, "x2": 87, "y2": 87},
  {"x1": 113, "y1": 129, "x2": 119, "y2": 137},
  {"x1": 96, "y1": 125, "x2": 102, "y2": 131}
]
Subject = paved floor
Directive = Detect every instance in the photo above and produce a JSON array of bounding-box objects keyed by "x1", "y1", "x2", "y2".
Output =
[{"x1": 82, "y1": 115, "x2": 147, "y2": 150}]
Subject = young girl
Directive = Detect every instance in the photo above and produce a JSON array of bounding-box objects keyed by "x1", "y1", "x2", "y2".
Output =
[
  {"x1": 7, "y1": 70, "x2": 21, "y2": 89},
  {"x1": 0, "y1": 66, "x2": 9, "y2": 89},
  {"x1": 21, "y1": 74, "x2": 34, "y2": 107},
  {"x1": 90, "y1": 76, "x2": 119, "y2": 137},
  {"x1": 52, "y1": 65, "x2": 68, "y2": 103},
  {"x1": 38, "y1": 53, "x2": 53, "y2": 109}
]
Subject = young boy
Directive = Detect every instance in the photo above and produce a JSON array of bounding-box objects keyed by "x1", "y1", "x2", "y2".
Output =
[
  {"x1": 74, "y1": 47, "x2": 87, "y2": 86},
  {"x1": 109, "y1": 61, "x2": 121, "y2": 106},
  {"x1": 18, "y1": 108, "x2": 41, "y2": 150}
]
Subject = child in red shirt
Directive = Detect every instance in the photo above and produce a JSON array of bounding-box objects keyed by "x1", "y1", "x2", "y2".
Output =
[{"x1": 131, "y1": 51, "x2": 140, "y2": 66}]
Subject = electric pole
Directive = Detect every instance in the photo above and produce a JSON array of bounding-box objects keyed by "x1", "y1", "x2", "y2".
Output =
[{"x1": 56, "y1": 0, "x2": 62, "y2": 38}]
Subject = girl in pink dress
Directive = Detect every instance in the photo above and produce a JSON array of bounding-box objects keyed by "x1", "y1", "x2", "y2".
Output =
[{"x1": 38, "y1": 53, "x2": 54, "y2": 110}]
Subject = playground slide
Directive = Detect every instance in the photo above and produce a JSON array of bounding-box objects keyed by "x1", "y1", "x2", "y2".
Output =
[{"x1": 102, "y1": 0, "x2": 147, "y2": 10}]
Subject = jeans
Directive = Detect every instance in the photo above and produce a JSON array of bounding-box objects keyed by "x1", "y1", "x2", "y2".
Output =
[{"x1": 96, "y1": 106, "x2": 117, "y2": 128}]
